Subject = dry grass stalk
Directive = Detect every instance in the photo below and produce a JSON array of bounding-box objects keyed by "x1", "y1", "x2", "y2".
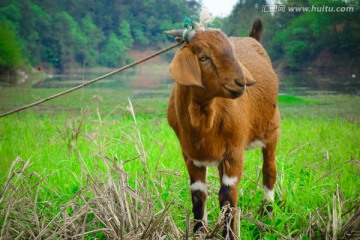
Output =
[
  {"x1": 0, "y1": 102, "x2": 184, "y2": 239},
  {"x1": 304, "y1": 184, "x2": 360, "y2": 240},
  {"x1": 8, "y1": 101, "x2": 346, "y2": 239},
  {"x1": 340, "y1": 204, "x2": 360, "y2": 239},
  {"x1": 0, "y1": 154, "x2": 184, "y2": 239},
  {"x1": 0, "y1": 102, "x2": 230, "y2": 239}
]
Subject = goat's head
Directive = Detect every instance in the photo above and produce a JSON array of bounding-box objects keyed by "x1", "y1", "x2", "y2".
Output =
[{"x1": 167, "y1": 29, "x2": 256, "y2": 99}]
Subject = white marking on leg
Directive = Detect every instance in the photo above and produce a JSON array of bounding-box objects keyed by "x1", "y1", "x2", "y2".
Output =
[
  {"x1": 222, "y1": 174, "x2": 238, "y2": 186},
  {"x1": 263, "y1": 186, "x2": 274, "y2": 202},
  {"x1": 222, "y1": 163, "x2": 238, "y2": 186},
  {"x1": 190, "y1": 181, "x2": 207, "y2": 195},
  {"x1": 191, "y1": 181, "x2": 208, "y2": 224},
  {"x1": 192, "y1": 159, "x2": 219, "y2": 168}
]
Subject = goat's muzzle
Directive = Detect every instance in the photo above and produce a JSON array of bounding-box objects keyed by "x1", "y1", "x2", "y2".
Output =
[
  {"x1": 224, "y1": 78, "x2": 256, "y2": 99},
  {"x1": 223, "y1": 84, "x2": 245, "y2": 99}
]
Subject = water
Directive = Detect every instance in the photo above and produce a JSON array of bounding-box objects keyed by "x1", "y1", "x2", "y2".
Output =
[
  {"x1": 33, "y1": 67, "x2": 360, "y2": 97},
  {"x1": 35, "y1": 71, "x2": 132, "y2": 89},
  {"x1": 34, "y1": 66, "x2": 174, "y2": 98},
  {"x1": 278, "y1": 71, "x2": 360, "y2": 96}
]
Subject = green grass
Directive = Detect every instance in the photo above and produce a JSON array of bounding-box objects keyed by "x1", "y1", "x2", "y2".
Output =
[{"x1": 0, "y1": 87, "x2": 359, "y2": 239}]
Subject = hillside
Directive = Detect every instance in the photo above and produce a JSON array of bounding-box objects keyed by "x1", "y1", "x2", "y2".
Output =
[
  {"x1": 223, "y1": 0, "x2": 360, "y2": 71},
  {"x1": 0, "y1": 0, "x2": 200, "y2": 73}
]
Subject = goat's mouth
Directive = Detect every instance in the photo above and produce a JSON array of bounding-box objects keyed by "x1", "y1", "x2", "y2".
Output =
[{"x1": 223, "y1": 85, "x2": 244, "y2": 98}]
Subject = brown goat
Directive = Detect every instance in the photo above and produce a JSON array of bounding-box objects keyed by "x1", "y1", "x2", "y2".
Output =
[{"x1": 166, "y1": 19, "x2": 280, "y2": 239}]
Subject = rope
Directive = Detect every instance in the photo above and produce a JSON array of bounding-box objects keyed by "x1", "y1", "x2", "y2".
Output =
[{"x1": 0, "y1": 40, "x2": 184, "y2": 119}]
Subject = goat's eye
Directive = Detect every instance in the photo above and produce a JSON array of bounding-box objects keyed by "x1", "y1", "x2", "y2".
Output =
[{"x1": 199, "y1": 55, "x2": 209, "y2": 62}]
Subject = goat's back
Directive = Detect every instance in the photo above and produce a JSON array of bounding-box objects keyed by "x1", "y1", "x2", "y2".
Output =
[
  {"x1": 230, "y1": 37, "x2": 273, "y2": 71},
  {"x1": 230, "y1": 36, "x2": 278, "y2": 97},
  {"x1": 229, "y1": 37, "x2": 279, "y2": 136}
]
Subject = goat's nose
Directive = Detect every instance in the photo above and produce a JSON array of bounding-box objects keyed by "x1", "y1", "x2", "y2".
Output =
[
  {"x1": 235, "y1": 80, "x2": 244, "y2": 88},
  {"x1": 235, "y1": 78, "x2": 256, "y2": 87}
]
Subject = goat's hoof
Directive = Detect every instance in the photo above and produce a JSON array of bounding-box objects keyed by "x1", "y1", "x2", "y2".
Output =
[
  {"x1": 222, "y1": 230, "x2": 236, "y2": 240},
  {"x1": 193, "y1": 221, "x2": 208, "y2": 235},
  {"x1": 259, "y1": 200, "x2": 273, "y2": 216}
]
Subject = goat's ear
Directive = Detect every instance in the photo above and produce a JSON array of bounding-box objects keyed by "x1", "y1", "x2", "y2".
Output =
[
  {"x1": 238, "y1": 61, "x2": 257, "y2": 86},
  {"x1": 169, "y1": 47, "x2": 202, "y2": 87}
]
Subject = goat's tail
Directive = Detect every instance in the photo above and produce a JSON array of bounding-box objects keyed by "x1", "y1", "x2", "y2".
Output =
[{"x1": 249, "y1": 18, "x2": 263, "y2": 42}]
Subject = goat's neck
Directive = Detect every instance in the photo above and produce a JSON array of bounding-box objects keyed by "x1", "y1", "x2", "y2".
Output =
[{"x1": 187, "y1": 88, "x2": 216, "y2": 130}]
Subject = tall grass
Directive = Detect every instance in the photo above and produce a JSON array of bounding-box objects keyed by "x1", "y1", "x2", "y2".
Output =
[{"x1": 0, "y1": 90, "x2": 359, "y2": 239}]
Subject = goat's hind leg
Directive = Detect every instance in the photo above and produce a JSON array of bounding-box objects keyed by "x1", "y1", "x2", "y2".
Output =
[{"x1": 186, "y1": 159, "x2": 208, "y2": 233}]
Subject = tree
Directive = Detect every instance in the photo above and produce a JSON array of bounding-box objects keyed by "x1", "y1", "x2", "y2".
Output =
[
  {"x1": 0, "y1": 0, "x2": 201, "y2": 70},
  {"x1": 118, "y1": 20, "x2": 133, "y2": 48},
  {"x1": 80, "y1": 14, "x2": 105, "y2": 67},
  {"x1": 99, "y1": 33, "x2": 127, "y2": 67},
  {"x1": 0, "y1": 24, "x2": 23, "y2": 72},
  {"x1": 265, "y1": 0, "x2": 360, "y2": 69}
]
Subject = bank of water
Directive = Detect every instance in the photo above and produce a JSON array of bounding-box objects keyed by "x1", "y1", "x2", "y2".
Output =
[{"x1": 32, "y1": 67, "x2": 360, "y2": 97}]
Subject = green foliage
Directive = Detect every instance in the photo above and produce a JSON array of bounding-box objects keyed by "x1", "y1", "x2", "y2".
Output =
[
  {"x1": 80, "y1": 14, "x2": 105, "y2": 67},
  {"x1": 275, "y1": 12, "x2": 320, "y2": 67},
  {"x1": 267, "y1": 0, "x2": 360, "y2": 69},
  {"x1": 99, "y1": 33, "x2": 127, "y2": 67},
  {"x1": 119, "y1": 20, "x2": 133, "y2": 47},
  {"x1": 0, "y1": 24, "x2": 23, "y2": 71},
  {"x1": 60, "y1": 12, "x2": 89, "y2": 67},
  {"x1": 224, "y1": 0, "x2": 360, "y2": 69},
  {"x1": 0, "y1": 1, "x2": 21, "y2": 25},
  {"x1": 0, "y1": 0, "x2": 200, "y2": 71},
  {"x1": 133, "y1": 28, "x2": 150, "y2": 46},
  {"x1": 211, "y1": 17, "x2": 224, "y2": 29},
  {"x1": 1, "y1": 0, "x2": 358, "y2": 72}
]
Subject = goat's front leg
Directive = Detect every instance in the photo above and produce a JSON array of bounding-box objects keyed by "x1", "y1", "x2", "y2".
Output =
[
  {"x1": 218, "y1": 150, "x2": 244, "y2": 240},
  {"x1": 186, "y1": 159, "x2": 207, "y2": 233},
  {"x1": 261, "y1": 137, "x2": 278, "y2": 214},
  {"x1": 261, "y1": 119, "x2": 279, "y2": 214}
]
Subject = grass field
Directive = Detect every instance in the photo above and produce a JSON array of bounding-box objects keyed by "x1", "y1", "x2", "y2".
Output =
[{"x1": 0, "y1": 86, "x2": 359, "y2": 239}]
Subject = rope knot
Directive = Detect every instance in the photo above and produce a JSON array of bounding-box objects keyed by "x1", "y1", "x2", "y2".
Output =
[
  {"x1": 183, "y1": 17, "x2": 195, "y2": 42},
  {"x1": 164, "y1": 9, "x2": 213, "y2": 43}
]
